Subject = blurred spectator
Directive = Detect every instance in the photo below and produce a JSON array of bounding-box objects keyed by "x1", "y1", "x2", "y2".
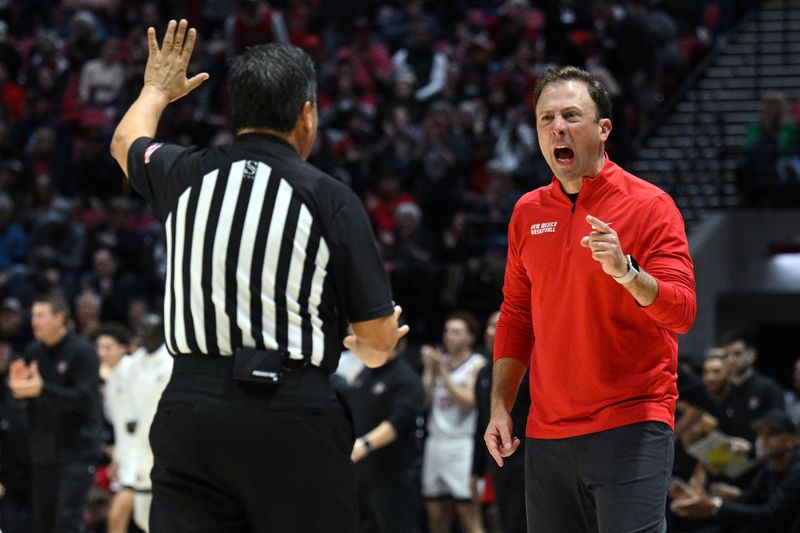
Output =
[
  {"x1": 421, "y1": 312, "x2": 487, "y2": 533},
  {"x1": 347, "y1": 334, "x2": 424, "y2": 533},
  {"x1": 414, "y1": 101, "x2": 469, "y2": 230},
  {"x1": 737, "y1": 91, "x2": 800, "y2": 205},
  {"x1": 25, "y1": 31, "x2": 69, "y2": 93},
  {"x1": 125, "y1": 296, "x2": 151, "y2": 335},
  {"x1": 0, "y1": 193, "x2": 27, "y2": 272},
  {"x1": 490, "y1": 0, "x2": 543, "y2": 63},
  {"x1": 472, "y1": 310, "x2": 528, "y2": 533},
  {"x1": 23, "y1": 126, "x2": 73, "y2": 195},
  {"x1": 491, "y1": 106, "x2": 537, "y2": 179},
  {"x1": 385, "y1": 201, "x2": 439, "y2": 338},
  {"x1": 17, "y1": 173, "x2": 61, "y2": 229},
  {"x1": 717, "y1": 331, "x2": 785, "y2": 471},
  {"x1": 319, "y1": 59, "x2": 376, "y2": 133},
  {"x1": 373, "y1": 103, "x2": 422, "y2": 177},
  {"x1": 225, "y1": 0, "x2": 289, "y2": 56},
  {"x1": 0, "y1": 62, "x2": 27, "y2": 122},
  {"x1": 670, "y1": 409, "x2": 800, "y2": 533},
  {"x1": 365, "y1": 172, "x2": 416, "y2": 252},
  {"x1": 78, "y1": 36, "x2": 124, "y2": 128},
  {"x1": 75, "y1": 289, "x2": 102, "y2": 338},
  {"x1": 0, "y1": 298, "x2": 32, "y2": 533},
  {"x1": 7, "y1": 293, "x2": 103, "y2": 533},
  {"x1": 0, "y1": 298, "x2": 32, "y2": 357},
  {"x1": 7, "y1": 246, "x2": 66, "y2": 308},
  {"x1": 334, "y1": 17, "x2": 392, "y2": 93},
  {"x1": 80, "y1": 248, "x2": 143, "y2": 324},
  {"x1": 65, "y1": 11, "x2": 102, "y2": 72},
  {"x1": 86, "y1": 196, "x2": 144, "y2": 269},
  {"x1": 702, "y1": 347, "x2": 731, "y2": 402},
  {"x1": 29, "y1": 197, "x2": 86, "y2": 275},
  {"x1": 126, "y1": 314, "x2": 171, "y2": 531},
  {"x1": 392, "y1": 20, "x2": 449, "y2": 102},
  {"x1": 94, "y1": 322, "x2": 135, "y2": 533},
  {"x1": 0, "y1": 21, "x2": 21, "y2": 81}
]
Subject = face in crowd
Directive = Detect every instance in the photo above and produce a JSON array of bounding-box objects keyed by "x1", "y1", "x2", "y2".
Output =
[
  {"x1": 701, "y1": 355, "x2": 729, "y2": 396},
  {"x1": 31, "y1": 302, "x2": 66, "y2": 346},
  {"x1": 443, "y1": 318, "x2": 475, "y2": 356},
  {"x1": 757, "y1": 425, "x2": 797, "y2": 461},
  {"x1": 96, "y1": 334, "x2": 127, "y2": 370},
  {"x1": 723, "y1": 340, "x2": 756, "y2": 378}
]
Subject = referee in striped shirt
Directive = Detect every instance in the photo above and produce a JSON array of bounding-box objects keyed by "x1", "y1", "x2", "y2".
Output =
[{"x1": 110, "y1": 20, "x2": 408, "y2": 532}]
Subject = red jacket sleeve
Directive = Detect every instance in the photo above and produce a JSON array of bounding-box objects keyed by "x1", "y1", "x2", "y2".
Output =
[
  {"x1": 494, "y1": 207, "x2": 534, "y2": 365},
  {"x1": 637, "y1": 194, "x2": 697, "y2": 334}
]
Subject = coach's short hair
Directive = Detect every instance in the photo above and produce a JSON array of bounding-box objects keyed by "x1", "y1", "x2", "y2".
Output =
[
  {"x1": 533, "y1": 66, "x2": 612, "y2": 121},
  {"x1": 227, "y1": 43, "x2": 317, "y2": 133},
  {"x1": 33, "y1": 292, "x2": 71, "y2": 321}
]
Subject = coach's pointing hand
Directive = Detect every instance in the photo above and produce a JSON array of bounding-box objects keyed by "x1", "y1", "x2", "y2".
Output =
[
  {"x1": 580, "y1": 215, "x2": 627, "y2": 278},
  {"x1": 144, "y1": 19, "x2": 209, "y2": 104}
]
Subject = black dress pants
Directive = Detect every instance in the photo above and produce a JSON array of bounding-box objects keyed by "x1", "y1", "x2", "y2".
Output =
[
  {"x1": 149, "y1": 355, "x2": 357, "y2": 533},
  {"x1": 31, "y1": 461, "x2": 95, "y2": 533},
  {"x1": 526, "y1": 421, "x2": 673, "y2": 533}
]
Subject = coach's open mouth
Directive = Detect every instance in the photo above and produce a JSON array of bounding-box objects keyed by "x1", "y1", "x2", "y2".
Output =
[{"x1": 554, "y1": 146, "x2": 575, "y2": 163}]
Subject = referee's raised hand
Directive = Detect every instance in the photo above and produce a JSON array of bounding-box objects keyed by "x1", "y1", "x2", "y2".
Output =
[
  {"x1": 144, "y1": 19, "x2": 209, "y2": 104},
  {"x1": 112, "y1": 19, "x2": 210, "y2": 176}
]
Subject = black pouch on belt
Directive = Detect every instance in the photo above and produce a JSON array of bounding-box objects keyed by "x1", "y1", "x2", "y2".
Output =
[{"x1": 232, "y1": 347, "x2": 288, "y2": 385}]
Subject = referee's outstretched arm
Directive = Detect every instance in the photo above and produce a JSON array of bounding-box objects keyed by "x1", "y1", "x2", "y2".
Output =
[
  {"x1": 344, "y1": 305, "x2": 410, "y2": 368},
  {"x1": 110, "y1": 19, "x2": 209, "y2": 177}
]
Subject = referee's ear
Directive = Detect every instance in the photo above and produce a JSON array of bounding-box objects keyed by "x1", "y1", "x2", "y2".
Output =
[{"x1": 296, "y1": 100, "x2": 318, "y2": 160}]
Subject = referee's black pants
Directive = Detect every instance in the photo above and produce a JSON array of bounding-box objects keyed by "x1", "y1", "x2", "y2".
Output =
[
  {"x1": 149, "y1": 355, "x2": 357, "y2": 533},
  {"x1": 526, "y1": 421, "x2": 673, "y2": 533}
]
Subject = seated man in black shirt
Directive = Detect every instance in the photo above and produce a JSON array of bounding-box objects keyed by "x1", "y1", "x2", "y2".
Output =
[
  {"x1": 718, "y1": 331, "x2": 785, "y2": 451},
  {"x1": 670, "y1": 409, "x2": 800, "y2": 533}
]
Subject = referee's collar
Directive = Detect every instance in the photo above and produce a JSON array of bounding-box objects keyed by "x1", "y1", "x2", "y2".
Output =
[{"x1": 235, "y1": 132, "x2": 300, "y2": 157}]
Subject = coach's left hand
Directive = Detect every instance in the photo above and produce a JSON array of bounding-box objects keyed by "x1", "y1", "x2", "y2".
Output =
[
  {"x1": 144, "y1": 19, "x2": 209, "y2": 104},
  {"x1": 580, "y1": 215, "x2": 627, "y2": 278}
]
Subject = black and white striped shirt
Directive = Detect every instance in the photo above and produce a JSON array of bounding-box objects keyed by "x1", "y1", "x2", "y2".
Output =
[{"x1": 127, "y1": 133, "x2": 394, "y2": 373}]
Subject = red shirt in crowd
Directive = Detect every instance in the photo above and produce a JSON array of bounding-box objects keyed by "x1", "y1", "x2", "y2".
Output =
[{"x1": 494, "y1": 157, "x2": 696, "y2": 439}]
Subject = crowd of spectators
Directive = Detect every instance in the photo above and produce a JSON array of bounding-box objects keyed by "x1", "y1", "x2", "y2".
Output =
[
  {"x1": 736, "y1": 90, "x2": 800, "y2": 208},
  {"x1": 0, "y1": 0, "x2": 737, "y2": 342},
  {"x1": 668, "y1": 332, "x2": 800, "y2": 533}
]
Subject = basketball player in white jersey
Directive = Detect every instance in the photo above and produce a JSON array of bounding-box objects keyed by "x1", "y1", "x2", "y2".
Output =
[
  {"x1": 95, "y1": 323, "x2": 137, "y2": 533},
  {"x1": 422, "y1": 312, "x2": 487, "y2": 533},
  {"x1": 127, "y1": 315, "x2": 173, "y2": 531}
]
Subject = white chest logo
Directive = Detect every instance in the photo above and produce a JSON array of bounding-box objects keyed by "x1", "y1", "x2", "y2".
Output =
[{"x1": 530, "y1": 221, "x2": 558, "y2": 235}]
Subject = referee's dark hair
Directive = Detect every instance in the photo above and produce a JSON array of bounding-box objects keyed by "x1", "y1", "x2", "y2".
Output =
[
  {"x1": 33, "y1": 292, "x2": 72, "y2": 321},
  {"x1": 94, "y1": 322, "x2": 132, "y2": 346},
  {"x1": 227, "y1": 43, "x2": 317, "y2": 133}
]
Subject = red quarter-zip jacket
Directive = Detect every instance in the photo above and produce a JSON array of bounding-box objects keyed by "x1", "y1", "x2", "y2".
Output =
[{"x1": 494, "y1": 158, "x2": 696, "y2": 439}]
